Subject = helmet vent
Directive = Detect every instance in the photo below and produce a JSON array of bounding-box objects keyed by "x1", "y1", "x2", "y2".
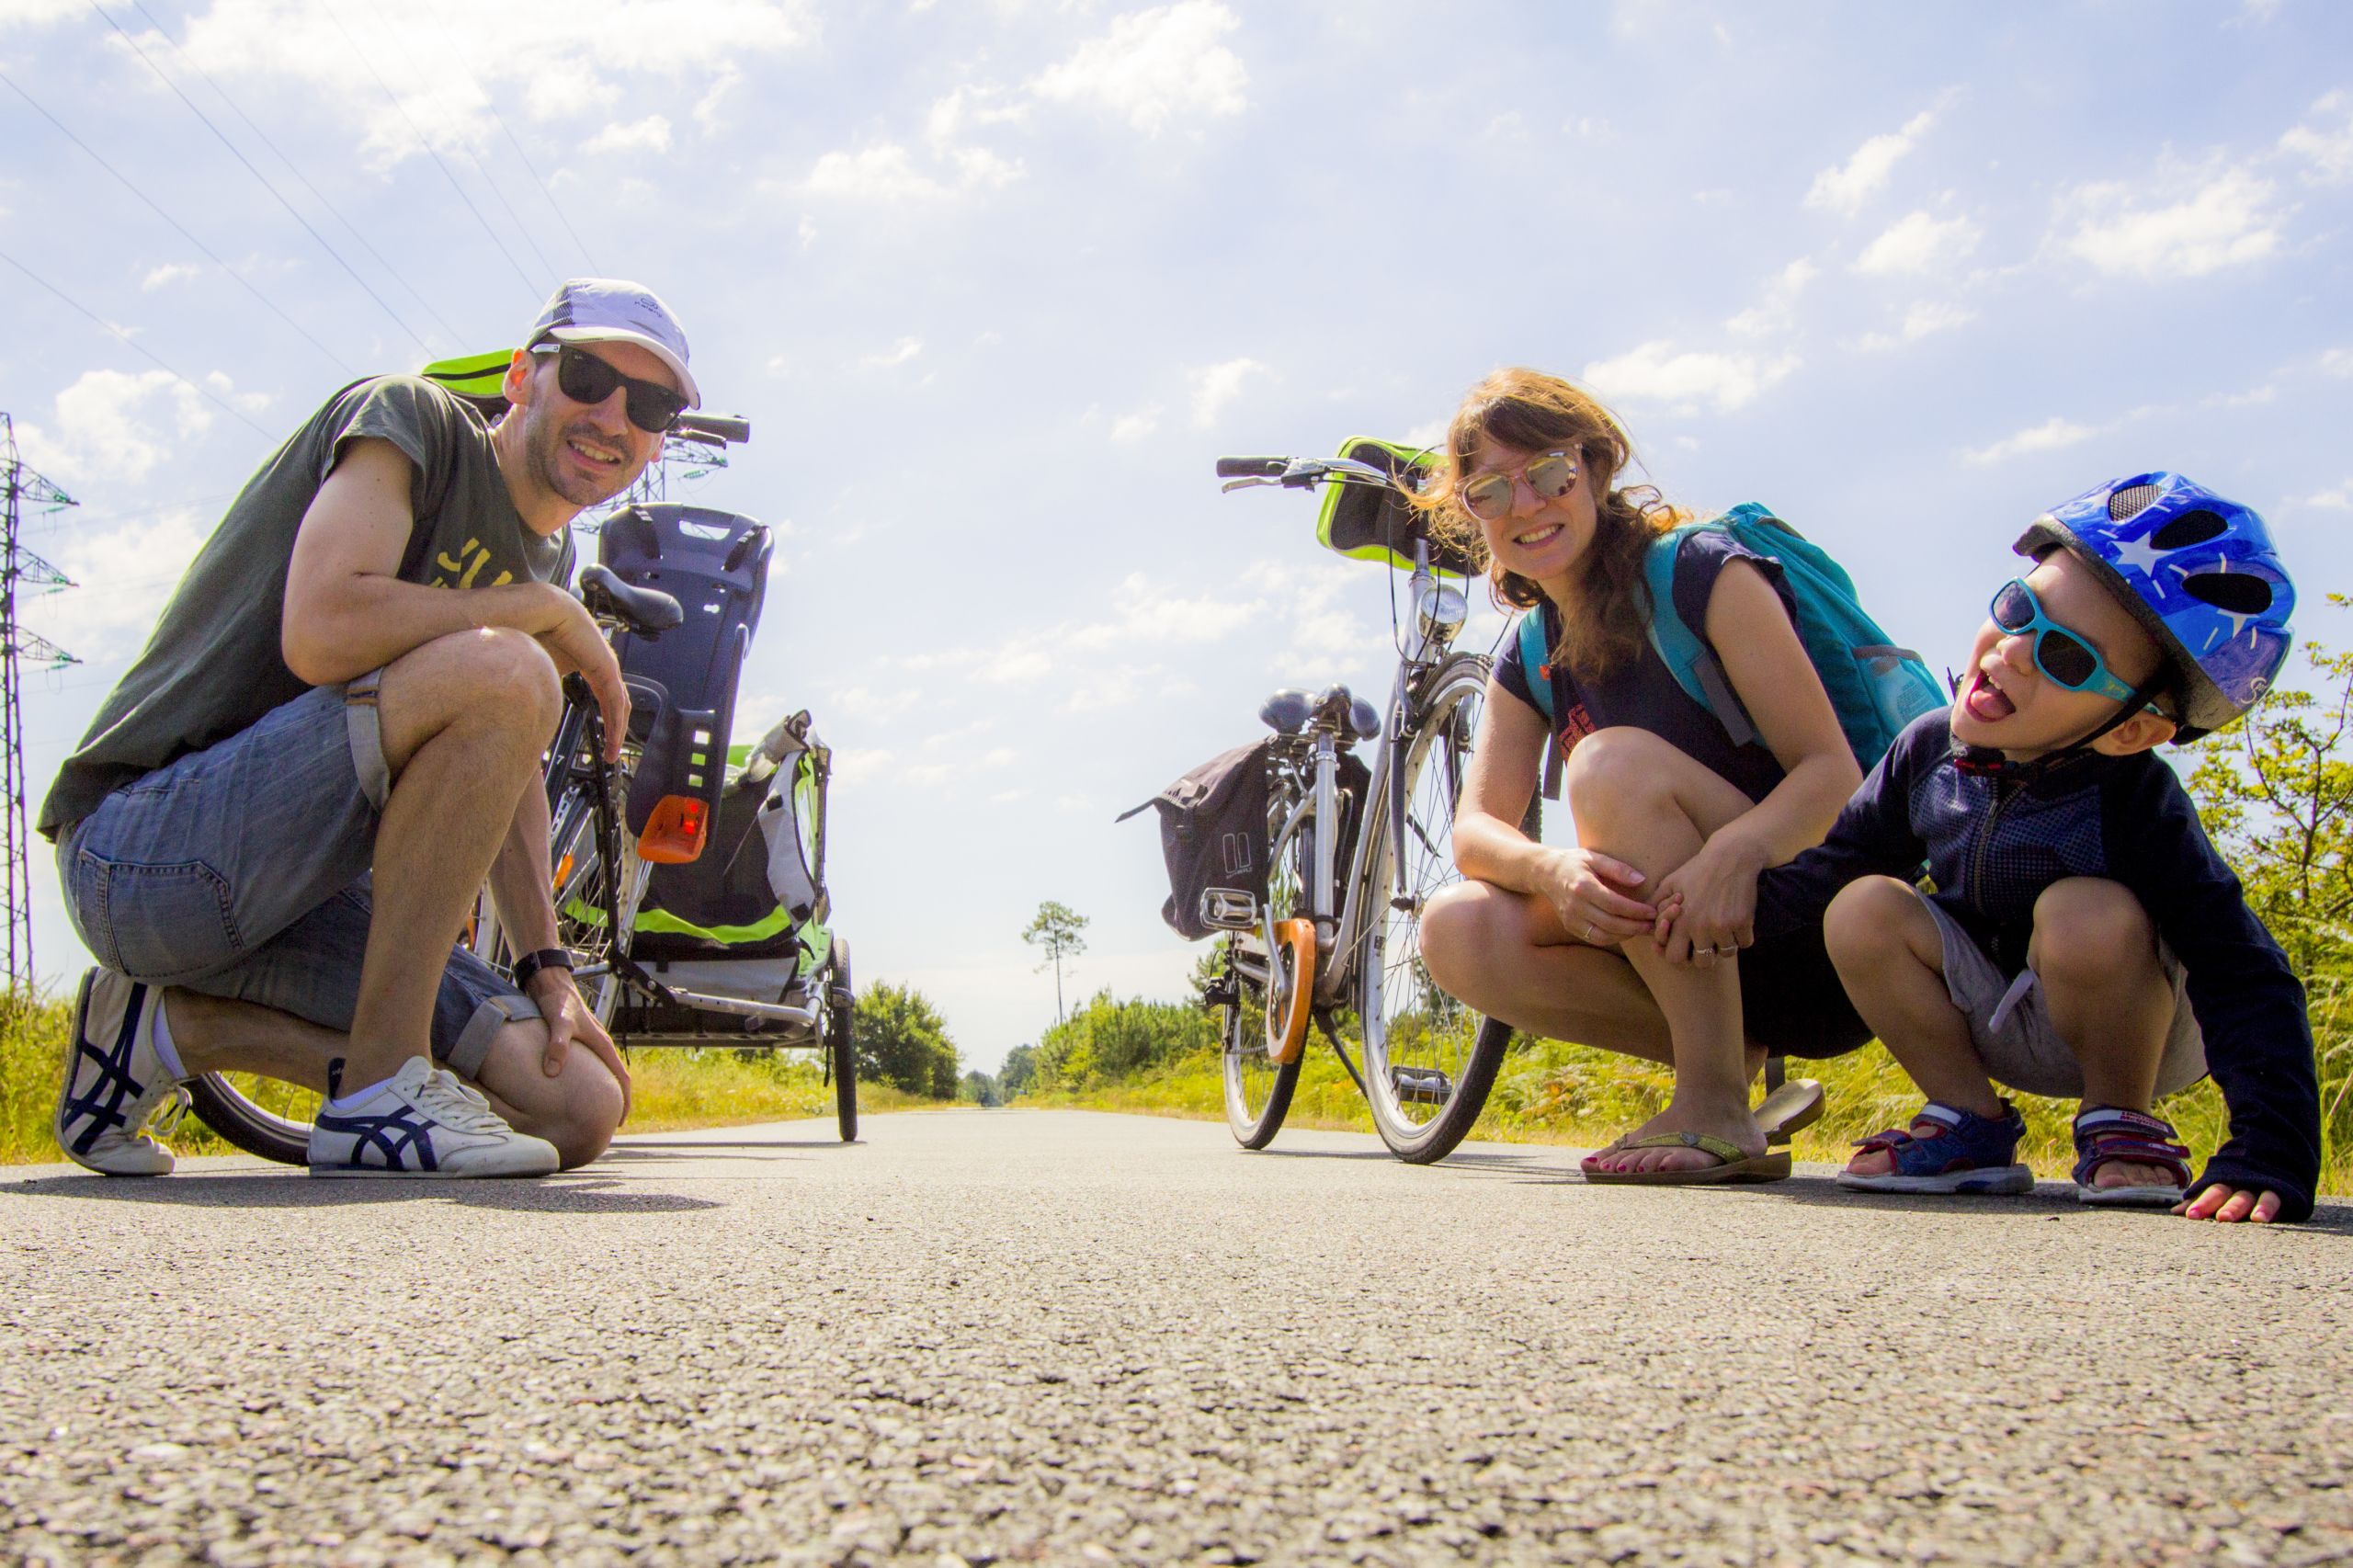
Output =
[
  {"x1": 2182, "y1": 572, "x2": 2274, "y2": 615},
  {"x1": 2108, "y1": 483, "x2": 2161, "y2": 521},
  {"x1": 2151, "y1": 509, "x2": 2228, "y2": 551}
]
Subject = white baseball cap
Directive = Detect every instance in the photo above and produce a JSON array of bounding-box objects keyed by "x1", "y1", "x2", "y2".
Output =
[{"x1": 526, "y1": 278, "x2": 699, "y2": 409}]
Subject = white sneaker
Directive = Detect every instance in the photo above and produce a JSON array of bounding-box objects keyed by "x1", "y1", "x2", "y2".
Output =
[
  {"x1": 55, "y1": 969, "x2": 184, "y2": 1176},
  {"x1": 307, "y1": 1056, "x2": 559, "y2": 1178}
]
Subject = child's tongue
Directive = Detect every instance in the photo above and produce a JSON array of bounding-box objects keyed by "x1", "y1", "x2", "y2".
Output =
[{"x1": 1964, "y1": 675, "x2": 2015, "y2": 723}]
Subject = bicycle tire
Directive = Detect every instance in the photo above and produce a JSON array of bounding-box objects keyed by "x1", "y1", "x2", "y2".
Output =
[
  {"x1": 1220, "y1": 938, "x2": 1297, "y2": 1148},
  {"x1": 185, "y1": 1074, "x2": 311, "y2": 1166},
  {"x1": 1358, "y1": 651, "x2": 1513, "y2": 1163},
  {"x1": 826, "y1": 936, "x2": 858, "y2": 1142}
]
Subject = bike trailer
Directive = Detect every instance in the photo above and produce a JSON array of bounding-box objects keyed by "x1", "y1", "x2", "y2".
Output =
[
  {"x1": 598, "y1": 503, "x2": 773, "y2": 865},
  {"x1": 627, "y1": 711, "x2": 834, "y2": 1009},
  {"x1": 1120, "y1": 739, "x2": 1272, "y2": 941},
  {"x1": 1316, "y1": 437, "x2": 1483, "y2": 578}
]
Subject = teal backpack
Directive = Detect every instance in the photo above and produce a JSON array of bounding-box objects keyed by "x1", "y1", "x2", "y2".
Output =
[{"x1": 1517, "y1": 504, "x2": 1942, "y2": 783}]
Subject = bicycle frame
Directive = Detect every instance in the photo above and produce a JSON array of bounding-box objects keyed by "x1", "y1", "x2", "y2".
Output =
[{"x1": 1252, "y1": 534, "x2": 1471, "y2": 1009}]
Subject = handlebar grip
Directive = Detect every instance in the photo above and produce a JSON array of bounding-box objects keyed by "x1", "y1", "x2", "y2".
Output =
[
  {"x1": 1214, "y1": 456, "x2": 1287, "y2": 479},
  {"x1": 675, "y1": 412, "x2": 751, "y2": 444}
]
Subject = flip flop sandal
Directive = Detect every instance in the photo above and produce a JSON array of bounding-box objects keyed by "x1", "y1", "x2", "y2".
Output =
[
  {"x1": 1837, "y1": 1100, "x2": 2035, "y2": 1196},
  {"x1": 1755, "y1": 1077, "x2": 1824, "y2": 1146},
  {"x1": 2072, "y1": 1106, "x2": 2191, "y2": 1209},
  {"x1": 1582, "y1": 1131, "x2": 1792, "y2": 1186}
]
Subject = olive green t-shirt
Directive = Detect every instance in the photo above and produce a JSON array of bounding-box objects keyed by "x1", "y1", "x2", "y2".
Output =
[{"x1": 40, "y1": 375, "x2": 574, "y2": 837}]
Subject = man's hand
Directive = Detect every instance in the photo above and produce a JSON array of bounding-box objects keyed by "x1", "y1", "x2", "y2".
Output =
[
  {"x1": 2174, "y1": 1185, "x2": 2282, "y2": 1223},
  {"x1": 536, "y1": 590, "x2": 631, "y2": 761},
  {"x1": 528, "y1": 966, "x2": 631, "y2": 1119}
]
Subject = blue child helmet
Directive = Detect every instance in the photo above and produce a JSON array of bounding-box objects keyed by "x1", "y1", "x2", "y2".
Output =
[{"x1": 2014, "y1": 472, "x2": 2294, "y2": 739}]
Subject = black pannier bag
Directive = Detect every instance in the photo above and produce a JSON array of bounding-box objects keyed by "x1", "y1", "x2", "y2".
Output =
[{"x1": 1120, "y1": 740, "x2": 1272, "y2": 941}]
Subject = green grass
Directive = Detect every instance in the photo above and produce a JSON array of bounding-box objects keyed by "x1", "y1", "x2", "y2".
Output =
[
  {"x1": 0, "y1": 990, "x2": 930, "y2": 1164},
  {"x1": 1022, "y1": 983, "x2": 2353, "y2": 1196}
]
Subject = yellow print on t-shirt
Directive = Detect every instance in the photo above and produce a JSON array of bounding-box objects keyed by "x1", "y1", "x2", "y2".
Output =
[{"x1": 431, "y1": 537, "x2": 515, "y2": 590}]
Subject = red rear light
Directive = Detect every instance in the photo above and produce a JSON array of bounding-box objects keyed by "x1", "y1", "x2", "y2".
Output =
[{"x1": 636, "y1": 795, "x2": 709, "y2": 863}]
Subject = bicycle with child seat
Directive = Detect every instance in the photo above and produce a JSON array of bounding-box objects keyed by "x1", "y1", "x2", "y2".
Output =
[
  {"x1": 183, "y1": 411, "x2": 860, "y2": 1163},
  {"x1": 1200, "y1": 446, "x2": 1522, "y2": 1162}
]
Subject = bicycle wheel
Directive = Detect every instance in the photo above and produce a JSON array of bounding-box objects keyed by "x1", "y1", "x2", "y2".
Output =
[
  {"x1": 1219, "y1": 936, "x2": 1296, "y2": 1149},
  {"x1": 1359, "y1": 651, "x2": 1514, "y2": 1163},
  {"x1": 826, "y1": 935, "x2": 858, "y2": 1142},
  {"x1": 185, "y1": 1074, "x2": 314, "y2": 1165}
]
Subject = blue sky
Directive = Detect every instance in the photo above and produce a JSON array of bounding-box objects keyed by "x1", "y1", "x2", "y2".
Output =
[{"x1": 3, "y1": 0, "x2": 2349, "y2": 1074}]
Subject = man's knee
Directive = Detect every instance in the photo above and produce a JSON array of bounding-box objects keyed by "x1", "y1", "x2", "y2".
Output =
[
  {"x1": 548, "y1": 1054, "x2": 625, "y2": 1169},
  {"x1": 384, "y1": 629, "x2": 563, "y2": 750},
  {"x1": 476, "y1": 1019, "x2": 626, "y2": 1168},
  {"x1": 1824, "y1": 875, "x2": 1922, "y2": 966},
  {"x1": 2032, "y1": 878, "x2": 2157, "y2": 989}
]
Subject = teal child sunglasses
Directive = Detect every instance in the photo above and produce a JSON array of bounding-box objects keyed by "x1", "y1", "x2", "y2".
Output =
[{"x1": 1989, "y1": 579, "x2": 2159, "y2": 710}]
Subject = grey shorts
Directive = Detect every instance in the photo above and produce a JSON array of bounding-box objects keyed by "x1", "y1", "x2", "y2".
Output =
[
  {"x1": 1912, "y1": 887, "x2": 2206, "y2": 1099},
  {"x1": 54, "y1": 671, "x2": 537, "y2": 1079}
]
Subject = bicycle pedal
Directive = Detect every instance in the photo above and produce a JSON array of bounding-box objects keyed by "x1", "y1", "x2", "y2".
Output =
[
  {"x1": 1391, "y1": 1066, "x2": 1451, "y2": 1106},
  {"x1": 1198, "y1": 888, "x2": 1258, "y2": 932},
  {"x1": 1390, "y1": 895, "x2": 1422, "y2": 915}
]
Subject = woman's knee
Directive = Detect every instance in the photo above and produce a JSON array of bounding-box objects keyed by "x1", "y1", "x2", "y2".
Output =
[
  {"x1": 1823, "y1": 875, "x2": 1923, "y2": 966},
  {"x1": 1418, "y1": 881, "x2": 1492, "y2": 985},
  {"x1": 1562, "y1": 727, "x2": 1679, "y2": 817},
  {"x1": 2031, "y1": 879, "x2": 2157, "y2": 988}
]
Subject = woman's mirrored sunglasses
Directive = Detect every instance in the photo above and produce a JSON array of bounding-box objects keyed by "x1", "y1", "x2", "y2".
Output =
[
  {"x1": 532, "y1": 343, "x2": 688, "y2": 435},
  {"x1": 1989, "y1": 579, "x2": 2153, "y2": 708},
  {"x1": 1459, "y1": 450, "x2": 1579, "y2": 522}
]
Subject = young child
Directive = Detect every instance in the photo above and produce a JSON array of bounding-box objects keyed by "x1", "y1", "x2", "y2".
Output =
[{"x1": 1752, "y1": 472, "x2": 2319, "y2": 1222}]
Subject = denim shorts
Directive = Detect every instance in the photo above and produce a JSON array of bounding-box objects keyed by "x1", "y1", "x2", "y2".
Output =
[
  {"x1": 1911, "y1": 886, "x2": 2206, "y2": 1099},
  {"x1": 54, "y1": 672, "x2": 536, "y2": 1079}
]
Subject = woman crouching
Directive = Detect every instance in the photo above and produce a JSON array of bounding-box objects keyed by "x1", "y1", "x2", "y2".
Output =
[{"x1": 1415, "y1": 368, "x2": 1870, "y2": 1183}]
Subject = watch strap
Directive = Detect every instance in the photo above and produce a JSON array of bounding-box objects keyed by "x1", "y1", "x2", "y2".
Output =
[{"x1": 512, "y1": 947, "x2": 574, "y2": 991}]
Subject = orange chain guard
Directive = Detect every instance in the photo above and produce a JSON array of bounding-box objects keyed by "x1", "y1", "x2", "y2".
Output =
[{"x1": 1266, "y1": 917, "x2": 1317, "y2": 1066}]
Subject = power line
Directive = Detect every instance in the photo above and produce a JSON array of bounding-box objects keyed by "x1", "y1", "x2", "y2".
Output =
[
  {"x1": 0, "y1": 66, "x2": 358, "y2": 377},
  {"x1": 415, "y1": 0, "x2": 600, "y2": 274},
  {"x1": 321, "y1": 2, "x2": 542, "y2": 304},
  {"x1": 88, "y1": 0, "x2": 434, "y2": 355},
  {"x1": 0, "y1": 245, "x2": 277, "y2": 438},
  {"x1": 126, "y1": 0, "x2": 465, "y2": 348}
]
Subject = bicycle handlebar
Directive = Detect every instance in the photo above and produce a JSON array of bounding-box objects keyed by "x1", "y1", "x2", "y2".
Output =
[
  {"x1": 675, "y1": 412, "x2": 751, "y2": 445},
  {"x1": 1214, "y1": 456, "x2": 1287, "y2": 479}
]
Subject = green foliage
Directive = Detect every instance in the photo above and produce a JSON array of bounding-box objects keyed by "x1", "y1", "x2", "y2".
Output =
[
  {"x1": 1022, "y1": 900, "x2": 1089, "y2": 1023},
  {"x1": 851, "y1": 981, "x2": 961, "y2": 1099},
  {"x1": 960, "y1": 1069, "x2": 1002, "y2": 1107},
  {"x1": 1031, "y1": 987, "x2": 1218, "y2": 1091},
  {"x1": 2187, "y1": 600, "x2": 2353, "y2": 981},
  {"x1": 998, "y1": 1043, "x2": 1039, "y2": 1098}
]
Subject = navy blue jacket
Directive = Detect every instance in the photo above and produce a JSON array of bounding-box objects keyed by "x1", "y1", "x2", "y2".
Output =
[{"x1": 1758, "y1": 711, "x2": 2321, "y2": 1221}]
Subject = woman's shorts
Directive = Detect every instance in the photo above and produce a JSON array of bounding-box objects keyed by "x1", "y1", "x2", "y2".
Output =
[
  {"x1": 1742, "y1": 874, "x2": 1871, "y2": 1060},
  {"x1": 1911, "y1": 887, "x2": 2206, "y2": 1098}
]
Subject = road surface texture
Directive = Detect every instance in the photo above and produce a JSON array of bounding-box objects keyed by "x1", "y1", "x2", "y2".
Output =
[{"x1": 2, "y1": 1108, "x2": 2349, "y2": 1566}]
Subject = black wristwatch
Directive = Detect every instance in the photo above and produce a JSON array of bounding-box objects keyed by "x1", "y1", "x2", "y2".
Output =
[{"x1": 512, "y1": 948, "x2": 574, "y2": 992}]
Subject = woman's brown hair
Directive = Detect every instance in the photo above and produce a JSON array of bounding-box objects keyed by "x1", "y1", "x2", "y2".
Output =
[{"x1": 1410, "y1": 368, "x2": 1683, "y2": 679}]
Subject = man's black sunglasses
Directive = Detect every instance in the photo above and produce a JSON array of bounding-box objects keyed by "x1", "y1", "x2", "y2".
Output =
[{"x1": 530, "y1": 343, "x2": 688, "y2": 435}]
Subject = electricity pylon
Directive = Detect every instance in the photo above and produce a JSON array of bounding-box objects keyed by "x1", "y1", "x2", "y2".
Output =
[{"x1": 0, "y1": 414, "x2": 80, "y2": 996}]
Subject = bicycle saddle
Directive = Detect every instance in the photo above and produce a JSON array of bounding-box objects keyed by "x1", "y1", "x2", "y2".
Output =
[
  {"x1": 577, "y1": 563, "x2": 684, "y2": 634},
  {"x1": 1258, "y1": 687, "x2": 1313, "y2": 733},
  {"x1": 1314, "y1": 685, "x2": 1383, "y2": 741}
]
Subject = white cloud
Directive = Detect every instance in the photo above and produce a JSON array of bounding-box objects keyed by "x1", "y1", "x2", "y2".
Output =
[
  {"x1": 1031, "y1": 1, "x2": 1247, "y2": 136},
  {"x1": 1108, "y1": 406, "x2": 1161, "y2": 444},
  {"x1": 17, "y1": 506, "x2": 210, "y2": 660},
  {"x1": 1578, "y1": 340, "x2": 1798, "y2": 415},
  {"x1": 1855, "y1": 300, "x2": 1976, "y2": 352},
  {"x1": 804, "y1": 143, "x2": 944, "y2": 202},
  {"x1": 2302, "y1": 480, "x2": 2353, "y2": 510},
  {"x1": 860, "y1": 336, "x2": 923, "y2": 369},
  {"x1": 0, "y1": 0, "x2": 80, "y2": 26},
  {"x1": 693, "y1": 64, "x2": 741, "y2": 133},
  {"x1": 2054, "y1": 163, "x2": 2282, "y2": 279},
  {"x1": 158, "y1": 0, "x2": 813, "y2": 170},
  {"x1": 583, "y1": 115, "x2": 672, "y2": 154},
  {"x1": 1961, "y1": 416, "x2": 2094, "y2": 467},
  {"x1": 13, "y1": 368, "x2": 233, "y2": 484},
  {"x1": 1068, "y1": 574, "x2": 1258, "y2": 652},
  {"x1": 1189, "y1": 357, "x2": 1269, "y2": 428},
  {"x1": 2322, "y1": 347, "x2": 2353, "y2": 377},
  {"x1": 1854, "y1": 209, "x2": 1981, "y2": 276},
  {"x1": 801, "y1": 85, "x2": 1027, "y2": 203},
  {"x1": 2279, "y1": 90, "x2": 2353, "y2": 183},
  {"x1": 140, "y1": 262, "x2": 198, "y2": 291},
  {"x1": 1724, "y1": 257, "x2": 1818, "y2": 337},
  {"x1": 1805, "y1": 108, "x2": 1938, "y2": 216}
]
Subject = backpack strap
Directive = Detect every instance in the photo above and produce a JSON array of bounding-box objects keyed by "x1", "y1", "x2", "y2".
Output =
[
  {"x1": 1514, "y1": 608, "x2": 1565, "y2": 801},
  {"x1": 1641, "y1": 527, "x2": 1760, "y2": 750}
]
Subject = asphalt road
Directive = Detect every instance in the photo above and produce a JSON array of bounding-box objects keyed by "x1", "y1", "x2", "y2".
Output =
[{"x1": 3, "y1": 1108, "x2": 2349, "y2": 1567}]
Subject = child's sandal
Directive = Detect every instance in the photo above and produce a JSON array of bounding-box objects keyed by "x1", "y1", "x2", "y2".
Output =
[
  {"x1": 1836, "y1": 1099, "x2": 2036, "y2": 1196},
  {"x1": 2071, "y1": 1106, "x2": 2191, "y2": 1209}
]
